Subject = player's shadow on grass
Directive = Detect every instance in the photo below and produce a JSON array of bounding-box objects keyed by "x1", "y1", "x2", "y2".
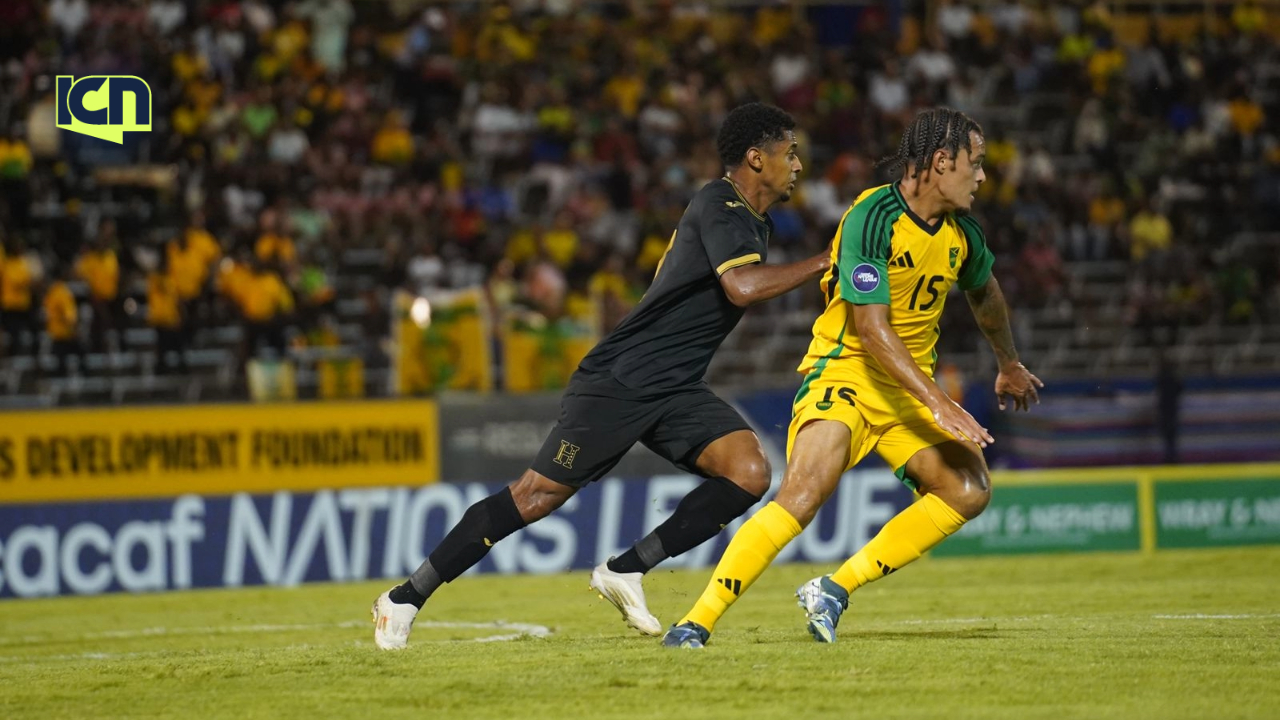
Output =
[
  {"x1": 855, "y1": 627, "x2": 1034, "y2": 641},
  {"x1": 711, "y1": 625, "x2": 1042, "y2": 646}
]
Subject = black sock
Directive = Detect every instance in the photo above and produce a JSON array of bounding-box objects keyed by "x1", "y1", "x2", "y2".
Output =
[
  {"x1": 427, "y1": 486, "x2": 527, "y2": 583},
  {"x1": 389, "y1": 579, "x2": 429, "y2": 608},
  {"x1": 385, "y1": 558, "x2": 443, "y2": 609},
  {"x1": 409, "y1": 559, "x2": 442, "y2": 599},
  {"x1": 607, "y1": 534, "x2": 665, "y2": 575},
  {"x1": 612, "y1": 477, "x2": 762, "y2": 574}
]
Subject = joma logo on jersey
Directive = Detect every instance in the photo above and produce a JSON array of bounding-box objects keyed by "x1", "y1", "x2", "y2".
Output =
[
  {"x1": 724, "y1": 201, "x2": 744, "y2": 208},
  {"x1": 553, "y1": 440, "x2": 580, "y2": 468},
  {"x1": 56, "y1": 75, "x2": 152, "y2": 144}
]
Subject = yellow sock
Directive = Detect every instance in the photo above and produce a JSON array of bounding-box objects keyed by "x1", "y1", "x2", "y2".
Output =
[
  {"x1": 680, "y1": 502, "x2": 802, "y2": 632},
  {"x1": 829, "y1": 493, "x2": 966, "y2": 593}
]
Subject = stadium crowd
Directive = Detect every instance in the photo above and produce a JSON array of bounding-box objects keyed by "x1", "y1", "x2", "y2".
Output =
[{"x1": 0, "y1": 0, "x2": 1277, "y2": 392}]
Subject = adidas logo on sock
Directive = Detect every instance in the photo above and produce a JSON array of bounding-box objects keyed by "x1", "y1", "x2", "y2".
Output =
[
  {"x1": 876, "y1": 560, "x2": 898, "y2": 577},
  {"x1": 717, "y1": 577, "x2": 742, "y2": 596}
]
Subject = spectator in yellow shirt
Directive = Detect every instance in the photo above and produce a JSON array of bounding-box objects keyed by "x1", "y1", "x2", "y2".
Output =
[
  {"x1": 589, "y1": 252, "x2": 635, "y2": 333},
  {"x1": 44, "y1": 266, "x2": 81, "y2": 376},
  {"x1": 1086, "y1": 41, "x2": 1125, "y2": 96},
  {"x1": 0, "y1": 132, "x2": 34, "y2": 231},
  {"x1": 540, "y1": 211, "x2": 580, "y2": 268},
  {"x1": 217, "y1": 247, "x2": 254, "y2": 318},
  {"x1": 1129, "y1": 197, "x2": 1173, "y2": 265},
  {"x1": 178, "y1": 209, "x2": 224, "y2": 322},
  {"x1": 1087, "y1": 185, "x2": 1126, "y2": 260},
  {"x1": 1, "y1": 237, "x2": 38, "y2": 356},
  {"x1": 254, "y1": 210, "x2": 297, "y2": 267},
  {"x1": 754, "y1": 4, "x2": 794, "y2": 47},
  {"x1": 184, "y1": 209, "x2": 223, "y2": 270},
  {"x1": 167, "y1": 234, "x2": 208, "y2": 302},
  {"x1": 475, "y1": 5, "x2": 536, "y2": 63},
  {"x1": 165, "y1": 232, "x2": 207, "y2": 352},
  {"x1": 372, "y1": 111, "x2": 414, "y2": 166},
  {"x1": 603, "y1": 64, "x2": 644, "y2": 118},
  {"x1": 76, "y1": 221, "x2": 121, "y2": 352},
  {"x1": 148, "y1": 252, "x2": 187, "y2": 375},
  {"x1": 0, "y1": 133, "x2": 33, "y2": 179},
  {"x1": 1228, "y1": 92, "x2": 1264, "y2": 139},
  {"x1": 1232, "y1": 1, "x2": 1266, "y2": 35},
  {"x1": 241, "y1": 260, "x2": 294, "y2": 362}
]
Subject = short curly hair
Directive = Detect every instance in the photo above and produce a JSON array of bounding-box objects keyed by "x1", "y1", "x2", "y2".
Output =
[{"x1": 717, "y1": 102, "x2": 796, "y2": 168}]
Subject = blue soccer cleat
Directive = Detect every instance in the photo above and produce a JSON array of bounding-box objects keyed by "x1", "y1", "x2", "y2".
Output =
[
  {"x1": 662, "y1": 621, "x2": 710, "y2": 649},
  {"x1": 795, "y1": 576, "x2": 849, "y2": 643}
]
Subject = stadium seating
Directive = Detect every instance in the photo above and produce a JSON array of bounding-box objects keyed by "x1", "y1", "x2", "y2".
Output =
[{"x1": 0, "y1": 1, "x2": 1277, "y2": 406}]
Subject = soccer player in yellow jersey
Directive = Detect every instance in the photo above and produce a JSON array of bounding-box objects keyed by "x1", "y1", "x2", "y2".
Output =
[{"x1": 665, "y1": 108, "x2": 1043, "y2": 648}]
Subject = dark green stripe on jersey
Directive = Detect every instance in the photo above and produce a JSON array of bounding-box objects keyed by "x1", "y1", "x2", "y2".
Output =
[
  {"x1": 794, "y1": 324, "x2": 848, "y2": 406},
  {"x1": 837, "y1": 187, "x2": 900, "y2": 306},
  {"x1": 955, "y1": 215, "x2": 995, "y2": 291},
  {"x1": 862, "y1": 195, "x2": 898, "y2": 262}
]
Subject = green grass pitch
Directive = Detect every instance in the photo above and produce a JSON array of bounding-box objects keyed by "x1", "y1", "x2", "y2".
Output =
[{"x1": 2, "y1": 547, "x2": 1277, "y2": 720}]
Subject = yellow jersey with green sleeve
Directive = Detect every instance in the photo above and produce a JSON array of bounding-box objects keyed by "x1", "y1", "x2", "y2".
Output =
[{"x1": 797, "y1": 183, "x2": 994, "y2": 387}]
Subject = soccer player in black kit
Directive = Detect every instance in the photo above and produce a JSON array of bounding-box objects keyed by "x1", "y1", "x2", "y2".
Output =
[{"x1": 374, "y1": 103, "x2": 832, "y2": 649}]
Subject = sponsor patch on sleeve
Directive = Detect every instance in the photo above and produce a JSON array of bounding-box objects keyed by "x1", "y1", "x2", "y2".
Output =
[{"x1": 850, "y1": 263, "x2": 881, "y2": 293}]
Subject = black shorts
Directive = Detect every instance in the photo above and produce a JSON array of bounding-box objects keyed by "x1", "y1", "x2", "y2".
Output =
[{"x1": 531, "y1": 380, "x2": 753, "y2": 488}]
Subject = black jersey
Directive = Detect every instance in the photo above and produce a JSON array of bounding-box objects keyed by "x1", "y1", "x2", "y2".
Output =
[{"x1": 576, "y1": 178, "x2": 772, "y2": 392}]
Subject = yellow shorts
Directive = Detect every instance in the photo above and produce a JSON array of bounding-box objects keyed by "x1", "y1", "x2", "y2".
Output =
[{"x1": 786, "y1": 369, "x2": 955, "y2": 487}]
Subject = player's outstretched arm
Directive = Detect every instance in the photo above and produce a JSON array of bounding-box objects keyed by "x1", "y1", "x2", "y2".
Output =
[
  {"x1": 963, "y1": 275, "x2": 1044, "y2": 411},
  {"x1": 853, "y1": 303, "x2": 993, "y2": 448},
  {"x1": 718, "y1": 251, "x2": 830, "y2": 307}
]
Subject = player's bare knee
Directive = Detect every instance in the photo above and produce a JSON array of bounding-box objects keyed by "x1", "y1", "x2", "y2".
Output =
[
  {"x1": 775, "y1": 474, "x2": 833, "y2": 528},
  {"x1": 726, "y1": 453, "x2": 771, "y2": 497},
  {"x1": 512, "y1": 487, "x2": 570, "y2": 522},
  {"x1": 782, "y1": 489, "x2": 825, "y2": 528},
  {"x1": 509, "y1": 472, "x2": 574, "y2": 522},
  {"x1": 946, "y1": 466, "x2": 991, "y2": 519}
]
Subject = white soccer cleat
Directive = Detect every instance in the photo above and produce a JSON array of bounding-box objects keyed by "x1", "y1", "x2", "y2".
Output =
[
  {"x1": 372, "y1": 588, "x2": 419, "y2": 650},
  {"x1": 589, "y1": 562, "x2": 663, "y2": 637}
]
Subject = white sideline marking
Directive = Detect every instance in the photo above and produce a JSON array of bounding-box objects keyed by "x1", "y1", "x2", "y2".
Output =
[
  {"x1": 0, "y1": 650, "x2": 151, "y2": 663},
  {"x1": 1152, "y1": 614, "x2": 1280, "y2": 620},
  {"x1": 0, "y1": 619, "x2": 552, "y2": 654},
  {"x1": 416, "y1": 620, "x2": 553, "y2": 642},
  {"x1": 890, "y1": 613, "x2": 1280, "y2": 626}
]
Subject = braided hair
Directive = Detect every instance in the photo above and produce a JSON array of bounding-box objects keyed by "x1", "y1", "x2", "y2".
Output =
[
  {"x1": 877, "y1": 108, "x2": 983, "y2": 179},
  {"x1": 717, "y1": 102, "x2": 796, "y2": 168}
]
